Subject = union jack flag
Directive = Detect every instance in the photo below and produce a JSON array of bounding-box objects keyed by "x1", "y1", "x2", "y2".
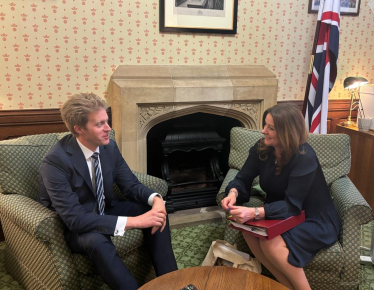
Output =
[{"x1": 305, "y1": 0, "x2": 340, "y2": 134}]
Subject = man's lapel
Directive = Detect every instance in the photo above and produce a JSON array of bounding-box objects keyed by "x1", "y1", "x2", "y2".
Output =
[{"x1": 66, "y1": 136, "x2": 95, "y2": 194}]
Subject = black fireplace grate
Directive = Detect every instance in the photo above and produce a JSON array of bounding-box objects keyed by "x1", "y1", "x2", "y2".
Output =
[{"x1": 161, "y1": 125, "x2": 225, "y2": 212}]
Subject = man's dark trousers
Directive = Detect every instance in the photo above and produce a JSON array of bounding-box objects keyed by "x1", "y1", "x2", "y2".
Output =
[{"x1": 66, "y1": 201, "x2": 177, "y2": 290}]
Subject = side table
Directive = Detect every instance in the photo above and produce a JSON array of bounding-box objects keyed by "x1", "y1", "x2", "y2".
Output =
[
  {"x1": 139, "y1": 266, "x2": 288, "y2": 290},
  {"x1": 336, "y1": 125, "x2": 374, "y2": 209}
]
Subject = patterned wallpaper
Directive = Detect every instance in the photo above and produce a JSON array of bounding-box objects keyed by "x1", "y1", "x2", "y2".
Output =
[{"x1": 0, "y1": 0, "x2": 373, "y2": 110}]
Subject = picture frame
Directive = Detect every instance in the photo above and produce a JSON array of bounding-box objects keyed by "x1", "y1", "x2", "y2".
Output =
[
  {"x1": 159, "y1": 0, "x2": 238, "y2": 34},
  {"x1": 308, "y1": 0, "x2": 361, "y2": 16}
]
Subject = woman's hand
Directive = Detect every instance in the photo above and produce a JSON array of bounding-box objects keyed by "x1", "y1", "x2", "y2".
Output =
[
  {"x1": 221, "y1": 191, "x2": 237, "y2": 211},
  {"x1": 229, "y1": 206, "x2": 255, "y2": 224}
]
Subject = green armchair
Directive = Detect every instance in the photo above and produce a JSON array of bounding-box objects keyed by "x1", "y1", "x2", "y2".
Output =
[
  {"x1": 217, "y1": 127, "x2": 373, "y2": 290},
  {"x1": 0, "y1": 131, "x2": 168, "y2": 290}
]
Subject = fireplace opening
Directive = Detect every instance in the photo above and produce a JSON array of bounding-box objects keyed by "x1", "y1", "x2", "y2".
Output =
[
  {"x1": 161, "y1": 124, "x2": 225, "y2": 212},
  {"x1": 147, "y1": 113, "x2": 242, "y2": 212}
]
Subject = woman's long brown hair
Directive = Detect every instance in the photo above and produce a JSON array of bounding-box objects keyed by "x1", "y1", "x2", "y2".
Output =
[{"x1": 258, "y1": 104, "x2": 309, "y2": 175}]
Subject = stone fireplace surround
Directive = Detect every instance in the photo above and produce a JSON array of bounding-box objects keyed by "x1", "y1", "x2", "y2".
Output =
[{"x1": 109, "y1": 65, "x2": 278, "y2": 173}]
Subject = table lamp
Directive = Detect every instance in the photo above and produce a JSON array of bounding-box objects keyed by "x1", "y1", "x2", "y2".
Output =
[{"x1": 341, "y1": 76, "x2": 369, "y2": 127}]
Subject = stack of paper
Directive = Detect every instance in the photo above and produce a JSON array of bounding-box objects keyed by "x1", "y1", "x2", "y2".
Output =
[{"x1": 229, "y1": 221, "x2": 268, "y2": 236}]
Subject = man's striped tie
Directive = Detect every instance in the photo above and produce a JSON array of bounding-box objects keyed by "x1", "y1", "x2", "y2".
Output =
[{"x1": 91, "y1": 152, "x2": 105, "y2": 215}]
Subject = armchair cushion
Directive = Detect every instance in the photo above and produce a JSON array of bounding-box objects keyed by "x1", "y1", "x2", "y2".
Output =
[
  {"x1": 0, "y1": 131, "x2": 120, "y2": 200},
  {"x1": 307, "y1": 134, "x2": 351, "y2": 185},
  {"x1": 228, "y1": 129, "x2": 262, "y2": 170},
  {"x1": 0, "y1": 133, "x2": 69, "y2": 199}
]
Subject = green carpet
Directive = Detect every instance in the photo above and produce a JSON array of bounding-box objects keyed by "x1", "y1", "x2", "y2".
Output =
[
  {"x1": 171, "y1": 222, "x2": 227, "y2": 269},
  {"x1": 0, "y1": 221, "x2": 373, "y2": 289}
]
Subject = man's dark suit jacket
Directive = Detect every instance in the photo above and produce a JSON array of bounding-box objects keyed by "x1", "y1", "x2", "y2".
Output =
[{"x1": 39, "y1": 134, "x2": 154, "y2": 237}]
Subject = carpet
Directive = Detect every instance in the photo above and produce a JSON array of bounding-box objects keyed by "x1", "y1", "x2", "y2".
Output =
[{"x1": 0, "y1": 221, "x2": 373, "y2": 289}]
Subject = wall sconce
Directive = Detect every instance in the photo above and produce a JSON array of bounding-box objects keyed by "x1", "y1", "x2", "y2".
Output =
[{"x1": 341, "y1": 76, "x2": 368, "y2": 127}]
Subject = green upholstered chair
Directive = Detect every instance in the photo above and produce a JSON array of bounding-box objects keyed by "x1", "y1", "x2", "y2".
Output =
[
  {"x1": 0, "y1": 131, "x2": 168, "y2": 290},
  {"x1": 217, "y1": 127, "x2": 373, "y2": 290}
]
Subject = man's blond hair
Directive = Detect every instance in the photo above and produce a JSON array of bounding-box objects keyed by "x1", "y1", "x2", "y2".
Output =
[{"x1": 60, "y1": 93, "x2": 108, "y2": 136}]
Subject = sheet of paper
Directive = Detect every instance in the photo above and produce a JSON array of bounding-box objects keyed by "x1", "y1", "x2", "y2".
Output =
[
  {"x1": 218, "y1": 244, "x2": 251, "y2": 261},
  {"x1": 230, "y1": 221, "x2": 268, "y2": 236}
]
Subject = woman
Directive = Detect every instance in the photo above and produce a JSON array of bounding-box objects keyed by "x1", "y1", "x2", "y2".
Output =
[{"x1": 221, "y1": 104, "x2": 340, "y2": 290}]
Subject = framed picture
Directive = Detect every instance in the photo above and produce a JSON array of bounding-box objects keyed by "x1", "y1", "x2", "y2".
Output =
[
  {"x1": 308, "y1": 0, "x2": 361, "y2": 16},
  {"x1": 159, "y1": 0, "x2": 238, "y2": 34}
]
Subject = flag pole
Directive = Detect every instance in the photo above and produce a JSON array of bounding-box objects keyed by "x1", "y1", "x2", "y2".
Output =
[{"x1": 302, "y1": 18, "x2": 322, "y2": 117}]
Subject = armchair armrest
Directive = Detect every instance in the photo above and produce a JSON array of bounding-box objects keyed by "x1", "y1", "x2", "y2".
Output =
[
  {"x1": 132, "y1": 170, "x2": 168, "y2": 197},
  {"x1": 216, "y1": 169, "x2": 262, "y2": 207},
  {"x1": 0, "y1": 193, "x2": 65, "y2": 242},
  {"x1": 331, "y1": 176, "x2": 373, "y2": 237},
  {"x1": 330, "y1": 176, "x2": 373, "y2": 281},
  {"x1": 216, "y1": 169, "x2": 239, "y2": 205}
]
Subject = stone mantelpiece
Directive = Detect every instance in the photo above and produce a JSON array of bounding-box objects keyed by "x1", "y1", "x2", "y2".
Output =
[{"x1": 109, "y1": 65, "x2": 278, "y2": 173}]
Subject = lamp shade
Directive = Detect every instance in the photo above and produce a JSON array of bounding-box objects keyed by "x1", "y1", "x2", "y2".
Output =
[{"x1": 343, "y1": 76, "x2": 368, "y2": 89}]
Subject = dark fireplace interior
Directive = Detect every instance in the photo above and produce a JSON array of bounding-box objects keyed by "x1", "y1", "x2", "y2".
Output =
[{"x1": 147, "y1": 113, "x2": 242, "y2": 212}]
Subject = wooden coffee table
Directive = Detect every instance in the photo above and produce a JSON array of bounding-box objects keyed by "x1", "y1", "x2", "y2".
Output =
[{"x1": 139, "y1": 266, "x2": 289, "y2": 290}]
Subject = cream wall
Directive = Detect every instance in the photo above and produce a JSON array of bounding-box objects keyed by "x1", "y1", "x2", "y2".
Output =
[{"x1": 0, "y1": 0, "x2": 373, "y2": 110}]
